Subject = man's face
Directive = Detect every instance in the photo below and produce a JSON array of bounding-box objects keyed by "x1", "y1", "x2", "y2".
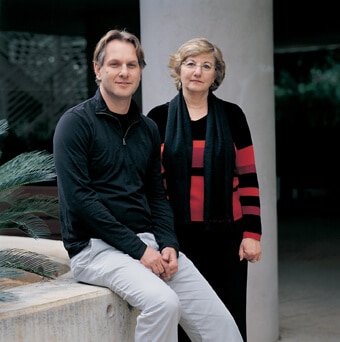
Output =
[{"x1": 94, "y1": 39, "x2": 142, "y2": 101}]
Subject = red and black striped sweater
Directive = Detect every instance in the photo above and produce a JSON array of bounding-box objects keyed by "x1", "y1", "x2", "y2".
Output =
[{"x1": 147, "y1": 102, "x2": 261, "y2": 240}]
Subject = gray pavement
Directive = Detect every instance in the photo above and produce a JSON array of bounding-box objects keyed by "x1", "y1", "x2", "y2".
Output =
[{"x1": 278, "y1": 215, "x2": 340, "y2": 341}]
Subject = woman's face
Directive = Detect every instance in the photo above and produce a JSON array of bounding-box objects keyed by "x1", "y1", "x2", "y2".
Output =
[{"x1": 180, "y1": 53, "x2": 216, "y2": 96}]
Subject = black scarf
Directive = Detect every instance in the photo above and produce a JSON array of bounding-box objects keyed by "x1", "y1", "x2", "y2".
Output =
[{"x1": 163, "y1": 90, "x2": 235, "y2": 225}]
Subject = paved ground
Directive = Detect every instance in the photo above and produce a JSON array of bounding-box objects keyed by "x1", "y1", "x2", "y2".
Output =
[{"x1": 278, "y1": 214, "x2": 340, "y2": 342}]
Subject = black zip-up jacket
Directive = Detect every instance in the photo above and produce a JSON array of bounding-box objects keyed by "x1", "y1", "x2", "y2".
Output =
[{"x1": 53, "y1": 89, "x2": 179, "y2": 259}]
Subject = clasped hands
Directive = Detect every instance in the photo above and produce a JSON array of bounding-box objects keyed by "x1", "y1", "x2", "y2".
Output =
[{"x1": 140, "y1": 246, "x2": 178, "y2": 281}]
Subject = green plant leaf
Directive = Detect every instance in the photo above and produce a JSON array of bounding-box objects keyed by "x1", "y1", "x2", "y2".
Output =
[
  {"x1": 0, "y1": 151, "x2": 56, "y2": 190},
  {"x1": 0, "y1": 248, "x2": 59, "y2": 278}
]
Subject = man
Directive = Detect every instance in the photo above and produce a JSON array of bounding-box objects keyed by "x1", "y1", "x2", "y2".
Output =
[{"x1": 53, "y1": 29, "x2": 242, "y2": 342}]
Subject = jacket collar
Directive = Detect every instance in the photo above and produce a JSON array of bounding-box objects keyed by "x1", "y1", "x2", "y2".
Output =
[{"x1": 94, "y1": 88, "x2": 141, "y2": 120}]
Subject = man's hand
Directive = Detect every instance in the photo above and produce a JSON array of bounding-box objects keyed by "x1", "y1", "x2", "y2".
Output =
[
  {"x1": 160, "y1": 247, "x2": 178, "y2": 281},
  {"x1": 140, "y1": 246, "x2": 178, "y2": 281},
  {"x1": 239, "y1": 238, "x2": 262, "y2": 263},
  {"x1": 140, "y1": 246, "x2": 165, "y2": 275}
]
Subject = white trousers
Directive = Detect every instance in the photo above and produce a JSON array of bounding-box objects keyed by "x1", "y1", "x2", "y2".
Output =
[{"x1": 70, "y1": 233, "x2": 243, "y2": 342}]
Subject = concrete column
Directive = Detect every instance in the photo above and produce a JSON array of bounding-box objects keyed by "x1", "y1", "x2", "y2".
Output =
[{"x1": 140, "y1": 1, "x2": 278, "y2": 342}]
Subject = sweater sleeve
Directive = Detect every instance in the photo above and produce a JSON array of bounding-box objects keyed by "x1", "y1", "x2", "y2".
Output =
[{"x1": 229, "y1": 103, "x2": 262, "y2": 236}]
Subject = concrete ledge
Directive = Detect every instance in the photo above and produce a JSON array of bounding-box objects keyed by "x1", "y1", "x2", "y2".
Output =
[
  {"x1": 0, "y1": 236, "x2": 69, "y2": 261},
  {"x1": 0, "y1": 237, "x2": 138, "y2": 342},
  {"x1": 0, "y1": 274, "x2": 138, "y2": 342}
]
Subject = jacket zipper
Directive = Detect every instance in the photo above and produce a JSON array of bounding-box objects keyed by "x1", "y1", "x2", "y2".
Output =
[
  {"x1": 122, "y1": 121, "x2": 138, "y2": 146},
  {"x1": 98, "y1": 111, "x2": 139, "y2": 146}
]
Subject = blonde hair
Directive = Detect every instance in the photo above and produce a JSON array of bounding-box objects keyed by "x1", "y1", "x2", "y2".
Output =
[{"x1": 168, "y1": 38, "x2": 226, "y2": 91}]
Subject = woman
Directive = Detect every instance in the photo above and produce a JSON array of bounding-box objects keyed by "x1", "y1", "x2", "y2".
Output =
[{"x1": 147, "y1": 38, "x2": 262, "y2": 342}]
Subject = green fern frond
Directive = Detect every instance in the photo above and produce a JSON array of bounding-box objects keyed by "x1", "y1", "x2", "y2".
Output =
[
  {"x1": 0, "y1": 120, "x2": 61, "y2": 302},
  {"x1": 0, "y1": 267, "x2": 25, "y2": 279},
  {"x1": 0, "y1": 151, "x2": 56, "y2": 190},
  {"x1": 3, "y1": 195, "x2": 59, "y2": 218},
  {"x1": 0, "y1": 186, "x2": 24, "y2": 204},
  {"x1": 0, "y1": 119, "x2": 9, "y2": 136},
  {"x1": 0, "y1": 248, "x2": 59, "y2": 278},
  {"x1": 0, "y1": 214, "x2": 51, "y2": 238}
]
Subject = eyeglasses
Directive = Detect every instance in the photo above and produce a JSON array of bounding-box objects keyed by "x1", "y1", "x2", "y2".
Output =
[{"x1": 181, "y1": 61, "x2": 215, "y2": 72}]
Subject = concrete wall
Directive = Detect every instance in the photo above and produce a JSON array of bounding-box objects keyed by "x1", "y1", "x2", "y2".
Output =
[
  {"x1": 0, "y1": 237, "x2": 138, "y2": 342},
  {"x1": 0, "y1": 273, "x2": 138, "y2": 342},
  {"x1": 140, "y1": 1, "x2": 279, "y2": 341}
]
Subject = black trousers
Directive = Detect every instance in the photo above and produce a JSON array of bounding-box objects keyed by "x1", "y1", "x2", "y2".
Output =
[{"x1": 177, "y1": 222, "x2": 248, "y2": 342}]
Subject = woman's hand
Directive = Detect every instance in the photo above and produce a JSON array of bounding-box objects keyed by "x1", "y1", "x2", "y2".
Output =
[{"x1": 239, "y1": 238, "x2": 262, "y2": 263}]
